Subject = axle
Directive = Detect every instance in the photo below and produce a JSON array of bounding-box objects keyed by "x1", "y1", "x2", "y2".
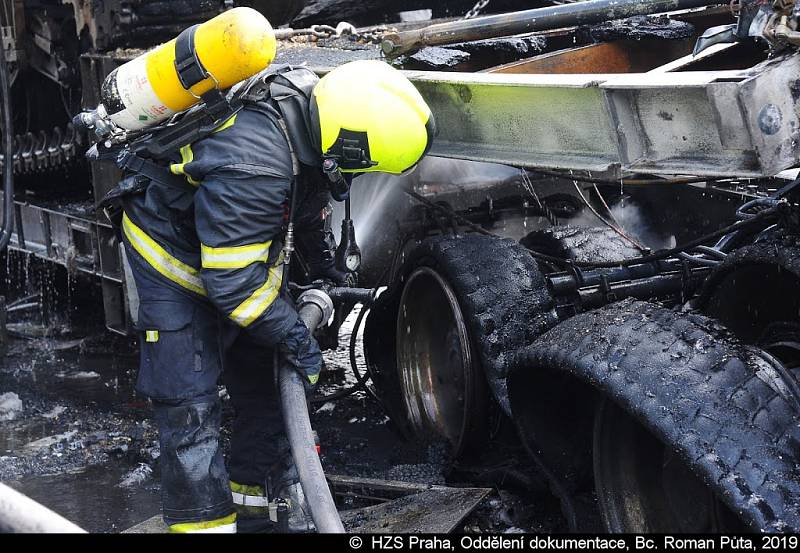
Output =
[{"x1": 547, "y1": 258, "x2": 713, "y2": 318}]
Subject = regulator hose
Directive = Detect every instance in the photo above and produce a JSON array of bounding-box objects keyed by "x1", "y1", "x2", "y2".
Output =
[{"x1": 310, "y1": 305, "x2": 382, "y2": 406}]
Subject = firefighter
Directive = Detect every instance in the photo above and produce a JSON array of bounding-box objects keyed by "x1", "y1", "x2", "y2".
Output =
[{"x1": 119, "y1": 59, "x2": 435, "y2": 533}]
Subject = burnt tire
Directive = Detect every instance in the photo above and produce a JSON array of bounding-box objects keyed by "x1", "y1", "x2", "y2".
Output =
[
  {"x1": 698, "y1": 231, "x2": 800, "y2": 346},
  {"x1": 520, "y1": 226, "x2": 642, "y2": 268},
  {"x1": 508, "y1": 299, "x2": 800, "y2": 532},
  {"x1": 364, "y1": 234, "x2": 557, "y2": 451}
]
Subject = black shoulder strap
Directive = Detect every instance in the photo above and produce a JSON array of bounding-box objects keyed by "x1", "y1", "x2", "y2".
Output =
[
  {"x1": 116, "y1": 149, "x2": 192, "y2": 191},
  {"x1": 239, "y1": 65, "x2": 315, "y2": 103},
  {"x1": 238, "y1": 66, "x2": 304, "y2": 176},
  {"x1": 128, "y1": 96, "x2": 243, "y2": 160},
  {"x1": 174, "y1": 25, "x2": 208, "y2": 90}
]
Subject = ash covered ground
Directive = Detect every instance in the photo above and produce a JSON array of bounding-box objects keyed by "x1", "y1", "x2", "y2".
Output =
[{"x1": 0, "y1": 301, "x2": 563, "y2": 533}]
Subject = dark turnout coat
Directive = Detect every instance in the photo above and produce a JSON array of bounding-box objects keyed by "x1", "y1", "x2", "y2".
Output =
[{"x1": 121, "y1": 80, "x2": 337, "y2": 348}]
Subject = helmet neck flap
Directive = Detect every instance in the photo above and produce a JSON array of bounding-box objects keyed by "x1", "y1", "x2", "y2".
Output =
[{"x1": 262, "y1": 66, "x2": 323, "y2": 167}]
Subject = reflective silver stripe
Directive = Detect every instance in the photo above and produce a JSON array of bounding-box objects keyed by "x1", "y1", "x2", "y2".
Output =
[
  {"x1": 231, "y1": 491, "x2": 270, "y2": 507},
  {"x1": 201, "y1": 241, "x2": 272, "y2": 270}
]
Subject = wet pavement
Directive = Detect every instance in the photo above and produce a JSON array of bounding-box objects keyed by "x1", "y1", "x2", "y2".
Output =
[
  {"x1": 0, "y1": 301, "x2": 561, "y2": 533},
  {"x1": 0, "y1": 325, "x2": 162, "y2": 531}
]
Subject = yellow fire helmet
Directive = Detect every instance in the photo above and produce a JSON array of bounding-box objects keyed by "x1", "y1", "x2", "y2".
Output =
[{"x1": 310, "y1": 60, "x2": 436, "y2": 174}]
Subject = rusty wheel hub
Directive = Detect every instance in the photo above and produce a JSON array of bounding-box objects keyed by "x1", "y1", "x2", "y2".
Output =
[{"x1": 395, "y1": 267, "x2": 477, "y2": 455}]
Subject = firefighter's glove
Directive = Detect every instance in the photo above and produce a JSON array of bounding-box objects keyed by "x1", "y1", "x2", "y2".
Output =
[{"x1": 280, "y1": 318, "x2": 323, "y2": 391}]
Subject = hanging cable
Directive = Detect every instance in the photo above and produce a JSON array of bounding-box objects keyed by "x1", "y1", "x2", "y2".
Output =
[
  {"x1": 590, "y1": 183, "x2": 648, "y2": 252},
  {"x1": 310, "y1": 305, "x2": 382, "y2": 406},
  {"x1": 0, "y1": 36, "x2": 16, "y2": 252},
  {"x1": 572, "y1": 181, "x2": 647, "y2": 251},
  {"x1": 402, "y1": 185, "x2": 782, "y2": 269},
  {"x1": 519, "y1": 169, "x2": 559, "y2": 227}
]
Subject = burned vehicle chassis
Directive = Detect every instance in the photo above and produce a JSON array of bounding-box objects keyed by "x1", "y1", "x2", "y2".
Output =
[{"x1": 361, "y1": 24, "x2": 800, "y2": 533}]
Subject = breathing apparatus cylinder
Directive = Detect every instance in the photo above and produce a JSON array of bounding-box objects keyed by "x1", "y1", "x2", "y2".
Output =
[{"x1": 98, "y1": 7, "x2": 276, "y2": 132}]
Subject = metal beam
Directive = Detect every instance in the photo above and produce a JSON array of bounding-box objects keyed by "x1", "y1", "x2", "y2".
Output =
[
  {"x1": 409, "y1": 51, "x2": 800, "y2": 178},
  {"x1": 381, "y1": 0, "x2": 723, "y2": 57}
]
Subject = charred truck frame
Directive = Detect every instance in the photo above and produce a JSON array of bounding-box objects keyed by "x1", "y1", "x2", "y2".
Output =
[{"x1": 4, "y1": 0, "x2": 800, "y2": 533}]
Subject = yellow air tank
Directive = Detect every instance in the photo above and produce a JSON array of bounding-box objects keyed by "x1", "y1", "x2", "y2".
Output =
[{"x1": 100, "y1": 7, "x2": 276, "y2": 131}]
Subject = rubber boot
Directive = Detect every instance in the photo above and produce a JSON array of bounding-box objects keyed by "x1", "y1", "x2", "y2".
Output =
[
  {"x1": 270, "y1": 461, "x2": 315, "y2": 533},
  {"x1": 153, "y1": 400, "x2": 234, "y2": 528},
  {"x1": 230, "y1": 481, "x2": 275, "y2": 534}
]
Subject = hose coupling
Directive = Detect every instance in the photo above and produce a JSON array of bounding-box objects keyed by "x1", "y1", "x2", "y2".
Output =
[{"x1": 297, "y1": 289, "x2": 334, "y2": 330}]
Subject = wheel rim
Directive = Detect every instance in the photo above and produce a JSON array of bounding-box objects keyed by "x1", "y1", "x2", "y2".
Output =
[
  {"x1": 593, "y1": 399, "x2": 744, "y2": 532},
  {"x1": 758, "y1": 321, "x2": 800, "y2": 372},
  {"x1": 396, "y1": 267, "x2": 478, "y2": 455}
]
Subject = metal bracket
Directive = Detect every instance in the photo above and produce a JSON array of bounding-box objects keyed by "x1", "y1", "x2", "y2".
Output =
[{"x1": 693, "y1": 24, "x2": 738, "y2": 55}]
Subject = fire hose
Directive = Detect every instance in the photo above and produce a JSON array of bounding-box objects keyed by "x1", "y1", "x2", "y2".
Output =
[
  {"x1": 279, "y1": 286, "x2": 374, "y2": 534},
  {"x1": 0, "y1": 483, "x2": 85, "y2": 533}
]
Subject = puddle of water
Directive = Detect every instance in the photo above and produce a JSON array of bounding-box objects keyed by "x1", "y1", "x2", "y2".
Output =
[
  {"x1": 1, "y1": 338, "x2": 142, "y2": 411},
  {"x1": 0, "y1": 418, "x2": 59, "y2": 454},
  {"x1": 6, "y1": 463, "x2": 161, "y2": 533},
  {"x1": 41, "y1": 348, "x2": 139, "y2": 408}
]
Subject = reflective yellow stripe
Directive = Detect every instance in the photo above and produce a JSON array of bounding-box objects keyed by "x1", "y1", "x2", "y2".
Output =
[
  {"x1": 201, "y1": 241, "x2": 272, "y2": 270},
  {"x1": 166, "y1": 115, "x2": 236, "y2": 187},
  {"x1": 168, "y1": 145, "x2": 192, "y2": 176},
  {"x1": 229, "y1": 258, "x2": 284, "y2": 327},
  {"x1": 230, "y1": 481, "x2": 269, "y2": 509},
  {"x1": 122, "y1": 213, "x2": 207, "y2": 297},
  {"x1": 169, "y1": 145, "x2": 200, "y2": 186},
  {"x1": 145, "y1": 330, "x2": 159, "y2": 343},
  {"x1": 169, "y1": 513, "x2": 237, "y2": 533},
  {"x1": 230, "y1": 481, "x2": 265, "y2": 497},
  {"x1": 212, "y1": 113, "x2": 238, "y2": 134}
]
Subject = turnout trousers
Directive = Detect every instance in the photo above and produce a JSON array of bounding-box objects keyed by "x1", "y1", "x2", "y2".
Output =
[{"x1": 127, "y1": 248, "x2": 295, "y2": 527}]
